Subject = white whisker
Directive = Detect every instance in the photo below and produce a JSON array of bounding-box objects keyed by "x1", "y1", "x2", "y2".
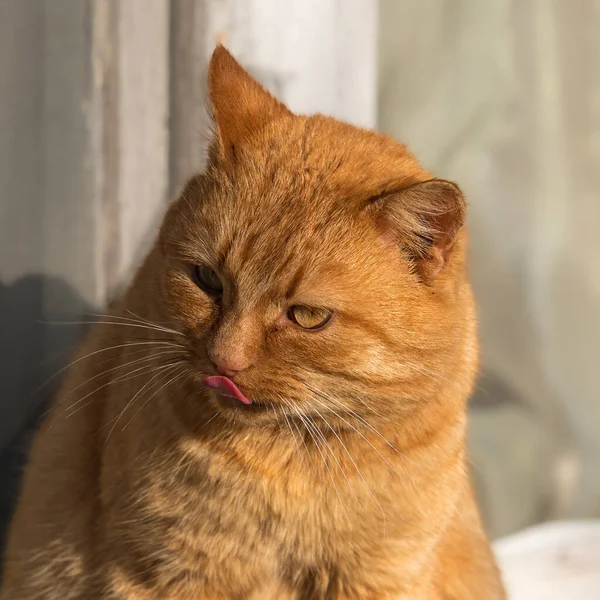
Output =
[
  {"x1": 103, "y1": 362, "x2": 185, "y2": 444},
  {"x1": 124, "y1": 310, "x2": 183, "y2": 337},
  {"x1": 33, "y1": 339, "x2": 185, "y2": 397},
  {"x1": 41, "y1": 319, "x2": 183, "y2": 338},
  {"x1": 308, "y1": 384, "x2": 408, "y2": 462},
  {"x1": 310, "y1": 406, "x2": 364, "y2": 513},
  {"x1": 59, "y1": 348, "x2": 185, "y2": 404},
  {"x1": 282, "y1": 401, "x2": 317, "y2": 472},
  {"x1": 120, "y1": 365, "x2": 188, "y2": 432},
  {"x1": 288, "y1": 403, "x2": 350, "y2": 523},
  {"x1": 58, "y1": 359, "x2": 183, "y2": 423},
  {"x1": 277, "y1": 397, "x2": 307, "y2": 469},
  {"x1": 307, "y1": 391, "x2": 401, "y2": 474}
]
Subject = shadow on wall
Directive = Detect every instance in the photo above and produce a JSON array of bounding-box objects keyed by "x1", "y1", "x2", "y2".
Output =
[
  {"x1": 468, "y1": 370, "x2": 577, "y2": 538},
  {"x1": 0, "y1": 275, "x2": 90, "y2": 555},
  {"x1": 547, "y1": 254, "x2": 600, "y2": 517}
]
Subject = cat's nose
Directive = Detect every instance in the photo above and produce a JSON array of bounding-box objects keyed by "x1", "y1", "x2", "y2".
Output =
[{"x1": 209, "y1": 354, "x2": 251, "y2": 377}]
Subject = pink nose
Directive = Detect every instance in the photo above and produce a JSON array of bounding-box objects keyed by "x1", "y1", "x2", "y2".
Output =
[{"x1": 209, "y1": 354, "x2": 251, "y2": 377}]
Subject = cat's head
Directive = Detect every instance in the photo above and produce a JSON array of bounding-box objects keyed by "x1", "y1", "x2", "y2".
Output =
[{"x1": 157, "y1": 46, "x2": 474, "y2": 428}]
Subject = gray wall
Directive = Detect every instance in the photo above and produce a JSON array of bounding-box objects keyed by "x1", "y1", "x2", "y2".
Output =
[
  {"x1": 0, "y1": 0, "x2": 95, "y2": 548},
  {"x1": 1, "y1": 0, "x2": 94, "y2": 448},
  {"x1": 380, "y1": 0, "x2": 600, "y2": 536}
]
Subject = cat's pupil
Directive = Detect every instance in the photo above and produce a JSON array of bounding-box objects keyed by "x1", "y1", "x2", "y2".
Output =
[{"x1": 194, "y1": 265, "x2": 223, "y2": 294}]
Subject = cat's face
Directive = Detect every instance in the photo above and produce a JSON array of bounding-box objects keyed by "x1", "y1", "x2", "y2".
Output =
[{"x1": 157, "y1": 47, "x2": 471, "y2": 428}]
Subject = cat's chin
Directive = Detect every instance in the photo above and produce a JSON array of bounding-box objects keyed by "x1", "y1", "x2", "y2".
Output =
[{"x1": 211, "y1": 390, "x2": 275, "y2": 416}]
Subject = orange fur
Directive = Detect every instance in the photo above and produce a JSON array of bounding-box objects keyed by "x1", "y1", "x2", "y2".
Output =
[{"x1": 2, "y1": 46, "x2": 505, "y2": 599}]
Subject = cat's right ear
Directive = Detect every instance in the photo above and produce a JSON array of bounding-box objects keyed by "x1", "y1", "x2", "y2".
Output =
[{"x1": 207, "y1": 45, "x2": 291, "y2": 162}]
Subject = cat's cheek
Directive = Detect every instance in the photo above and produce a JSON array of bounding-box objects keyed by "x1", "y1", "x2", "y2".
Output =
[
  {"x1": 272, "y1": 333, "x2": 339, "y2": 372},
  {"x1": 161, "y1": 276, "x2": 216, "y2": 329},
  {"x1": 354, "y1": 344, "x2": 391, "y2": 377}
]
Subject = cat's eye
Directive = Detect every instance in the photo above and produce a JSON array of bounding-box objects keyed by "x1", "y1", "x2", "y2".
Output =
[
  {"x1": 193, "y1": 265, "x2": 223, "y2": 295},
  {"x1": 287, "y1": 305, "x2": 333, "y2": 330}
]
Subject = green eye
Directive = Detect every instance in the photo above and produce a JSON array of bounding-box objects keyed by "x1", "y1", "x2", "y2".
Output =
[
  {"x1": 288, "y1": 305, "x2": 333, "y2": 330},
  {"x1": 193, "y1": 265, "x2": 223, "y2": 295}
]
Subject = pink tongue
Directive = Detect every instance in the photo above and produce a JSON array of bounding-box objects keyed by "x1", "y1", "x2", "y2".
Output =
[{"x1": 202, "y1": 375, "x2": 252, "y2": 405}]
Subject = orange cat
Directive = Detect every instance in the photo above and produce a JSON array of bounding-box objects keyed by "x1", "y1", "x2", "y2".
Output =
[{"x1": 2, "y1": 46, "x2": 505, "y2": 599}]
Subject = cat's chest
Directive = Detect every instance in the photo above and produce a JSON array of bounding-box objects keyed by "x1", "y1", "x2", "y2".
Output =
[
  {"x1": 153, "y1": 442, "x2": 379, "y2": 549},
  {"x1": 112, "y1": 438, "x2": 417, "y2": 600},
  {"x1": 160, "y1": 468, "x2": 357, "y2": 559},
  {"x1": 137, "y1": 464, "x2": 382, "y2": 591},
  {"x1": 148, "y1": 509, "x2": 379, "y2": 600}
]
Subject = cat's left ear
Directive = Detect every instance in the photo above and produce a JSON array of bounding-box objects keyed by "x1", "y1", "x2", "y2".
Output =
[
  {"x1": 373, "y1": 179, "x2": 466, "y2": 281},
  {"x1": 208, "y1": 45, "x2": 292, "y2": 160}
]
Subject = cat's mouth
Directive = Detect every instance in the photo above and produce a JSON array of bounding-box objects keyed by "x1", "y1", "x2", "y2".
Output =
[
  {"x1": 202, "y1": 375, "x2": 273, "y2": 413},
  {"x1": 214, "y1": 393, "x2": 273, "y2": 412}
]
